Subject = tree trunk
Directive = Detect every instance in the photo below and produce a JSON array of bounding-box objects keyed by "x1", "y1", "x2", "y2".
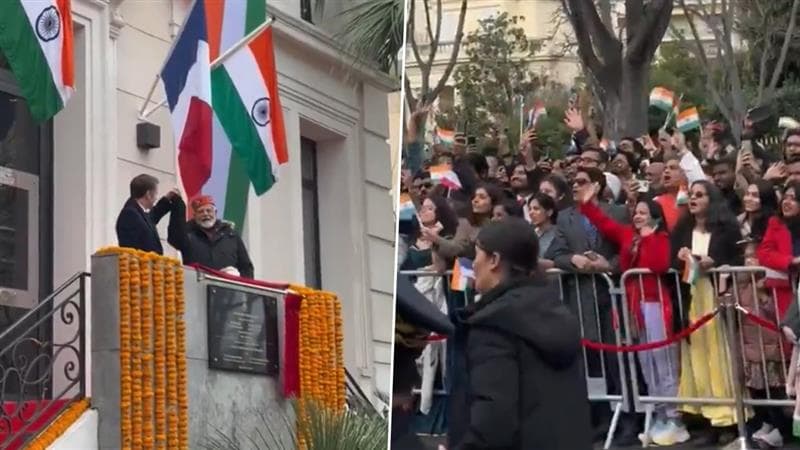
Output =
[{"x1": 619, "y1": 62, "x2": 649, "y2": 138}]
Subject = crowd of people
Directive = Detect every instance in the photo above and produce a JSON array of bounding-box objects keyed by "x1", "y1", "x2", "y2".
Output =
[{"x1": 393, "y1": 102, "x2": 800, "y2": 449}]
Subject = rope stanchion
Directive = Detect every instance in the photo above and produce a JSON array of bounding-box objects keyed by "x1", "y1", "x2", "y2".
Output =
[{"x1": 581, "y1": 309, "x2": 719, "y2": 353}]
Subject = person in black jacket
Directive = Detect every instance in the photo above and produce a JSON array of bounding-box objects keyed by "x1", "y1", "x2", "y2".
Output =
[
  {"x1": 171, "y1": 195, "x2": 254, "y2": 278},
  {"x1": 115, "y1": 174, "x2": 184, "y2": 255},
  {"x1": 449, "y1": 218, "x2": 591, "y2": 450}
]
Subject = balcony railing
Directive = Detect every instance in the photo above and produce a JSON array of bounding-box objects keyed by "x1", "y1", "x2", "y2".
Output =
[{"x1": 0, "y1": 272, "x2": 89, "y2": 449}]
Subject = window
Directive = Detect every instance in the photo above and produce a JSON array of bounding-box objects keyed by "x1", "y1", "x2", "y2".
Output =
[
  {"x1": 301, "y1": 138, "x2": 321, "y2": 288},
  {"x1": 301, "y1": 0, "x2": 313, "y2": 23}
]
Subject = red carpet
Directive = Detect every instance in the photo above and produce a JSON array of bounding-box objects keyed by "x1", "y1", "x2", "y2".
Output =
[{"x1": 0, "y1": 399, "x2": 69, "y2": 449}]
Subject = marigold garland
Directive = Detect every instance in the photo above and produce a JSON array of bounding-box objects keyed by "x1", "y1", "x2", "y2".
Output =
[
  {"x1": 95, "y1": 247, "x2": 188, "y2": 449},
  {"x1": 153, "y1": 259, "x2": 167, "y2": 447},
  {"x1": 291, "y1": 284, "x2": 345, "y2": 448},
  {"x1": 26, "y1": 399, "x2": 90, "y2": 450}
]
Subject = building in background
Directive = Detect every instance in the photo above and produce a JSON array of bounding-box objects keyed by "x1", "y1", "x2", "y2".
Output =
[
  {"x1": 0, "y1": 0, "x2": 396, "y2": 407},
  {"x1": 404, "y1": 0, "x2": 581, "y2": 110}
]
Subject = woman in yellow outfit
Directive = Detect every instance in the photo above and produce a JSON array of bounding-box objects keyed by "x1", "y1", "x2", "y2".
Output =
[{"x1": 671, "y1": 180, "x2": 744, "y2": 446}]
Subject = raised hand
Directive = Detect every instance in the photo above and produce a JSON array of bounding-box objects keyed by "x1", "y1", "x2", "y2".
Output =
[{"x1": 563, "y1": 108, "x2": 585, "y2": 132}]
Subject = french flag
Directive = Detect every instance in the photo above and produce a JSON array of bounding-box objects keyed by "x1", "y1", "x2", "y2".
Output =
[{"x1": 160, "y1": 0, "x2": 213, "y2": 201}]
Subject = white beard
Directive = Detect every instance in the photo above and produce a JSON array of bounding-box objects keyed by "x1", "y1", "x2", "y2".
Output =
[{"x1": 198, "y1": 218, "x2": 216, "y2": 229}]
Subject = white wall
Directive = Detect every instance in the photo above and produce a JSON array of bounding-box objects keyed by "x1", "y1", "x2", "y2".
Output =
[
  {"x1": 47, "y1": 409, "x2": 98, "y2": 450},
  {"x1": 51, "y1": 0, "x2": 396, "y2": 401}
]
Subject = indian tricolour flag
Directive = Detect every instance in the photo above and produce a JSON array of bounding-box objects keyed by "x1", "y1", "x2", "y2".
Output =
[
  {"x1": 649, "y1": 87, "x2": 675, "y2": 112},
  {"x1": 435, "y1": 128, "x2": 455, "y2": 146},
  {"x1": 429, "y1": 164, "x2": 462, "y2": 190},
  {"x1": 202, "y1": 0, "x2": 288, "y2": 229},
  {"x1": 527, "y1": 102, "x2": 546, "y2": 128},
  {"x1": 677, "y1": 107, "x2": 700, "y2": 133},
  {"x1": 450, "y1": 258, "x2": 474, "y2": 292},
  {"x1": 0, "y1": 0, "x2": 74, "y2": 122},
  {"x1": 398, "y1": 193, "x2": 416, "y2": 222}
]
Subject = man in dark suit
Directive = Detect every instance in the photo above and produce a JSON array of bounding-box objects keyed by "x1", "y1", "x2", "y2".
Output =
[
  {"x1": 115, "y1": 174, "x2": 184, "y2": 255},
  {"x1": 545, "y1": 166, "x2": 638, "y2": 445}
]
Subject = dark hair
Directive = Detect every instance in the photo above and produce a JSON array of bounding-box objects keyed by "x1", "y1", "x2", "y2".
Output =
[
  {"x1": 636, "y1": 198, "x2": 667, "y2": 234},
  {"x1": 528, "y1": 192, "x2": 558, "y2": 224},
  {"x1": 711, "y1": 156, "x2": 736, "y2": 172},
  {"x1": 540, "y1": 174, "x2": 570, "y2": 199},
  {"x1": 495, "y1": 199, "x2": 524, "y2": 219},
  {"x1": 413, "y1": 170, "x2": 430, "y2": 181},
  {"x1": 411, "y1": 194, "x2": 459, "y2": 242},
  {"x1": 130, "y1": 174, "x2": 159, "y2": 199},
  {"x1": 476, "y1": 218, "x2": 539, "y2": 276},
  {"x1": 471, "y1": 183, "x2": 505, "y2": 225},
  {"x1": 782, "y1": 181, "x2": 800, "y2": 236},
  {"x1": 461, "y1": 152, "x2": 489, "y2": 179},
  {"x1": 614, "y1": 150, "x2": 639, "y2": 172},
  {"x1": 675, "y1": 180, "x2": 738, "y2": 233},
  {"x1": 582, "y1": 146, "x2": 609, "y2": 163},
  {"x1": 747, "y1": 180, "x2": 779, "y2": 240},
  {"x1": 575, "y1": 166, "x2": 607, "y2": 193}
]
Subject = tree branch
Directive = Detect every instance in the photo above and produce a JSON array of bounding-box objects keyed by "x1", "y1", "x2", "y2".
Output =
[
  {"x1": 573, "y1": 0, "x2": 620, "y2": 64},
  {"x1": 767, "y1": 0, "x2": 800, "y2": 94},
  {"x1": 561, "y1": 0, "x2": 604, "y2": 73},
  {"x1": 407, "y1": 0, "x2": 430, "y2": 98},
  {"x1": 427, "y1": 0, "x2": 467, "y2": 103},
  {"x1": 404, "y1": 73, "x2": 417, "y2": 112},
  {"x1": 627, "y1": 0, "x2": 673, "y2": 61},
  {"x1": 423, "y1": 0, "x2": 435, "y2": 44},
  {"x1": 424, "y1": 0, "x2": 442, "y2": 72}
]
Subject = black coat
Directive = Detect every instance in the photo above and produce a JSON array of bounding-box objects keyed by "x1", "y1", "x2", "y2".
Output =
[
  {"x1": 450, "y1": 277, "x2": 592, "y2": 450},
  {"x1": 171, "y1": 216, "x2": 254, "y2": 278},
  {"x1": 115, "y1": 197, "x2": 181, "y2": 255},
  {"x1": 670, "y1": 218, "x2": 743, "y2": 330}
]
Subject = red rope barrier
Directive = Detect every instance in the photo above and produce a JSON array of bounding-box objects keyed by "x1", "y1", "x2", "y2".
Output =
[
  {"x1": 581, "y1": 309, "x2": 719, "y2": 352},
  {"x1": 739, "y1": 307, "x2": 781, "y2": 333}
]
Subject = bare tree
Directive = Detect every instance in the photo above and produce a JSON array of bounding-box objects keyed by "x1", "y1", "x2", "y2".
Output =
[
  {"x1": 559, "y1": 0, "x2": 674, "y2": 139},
  {"x1": 674, "y1": 0, "x2": 800, "y2": 141},
  {"x1": 404, "y1": 0, "x2": 468, "y2": 109}
]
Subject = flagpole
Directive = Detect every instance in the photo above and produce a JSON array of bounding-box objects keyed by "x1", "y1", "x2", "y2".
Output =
[
  {"x1": 210, "y1": 16, "x2": 275, "y2": 71},
  {"x1": 663, "y1": 93, "x2": 684, "y2": 130},
  {"x1": 138, "y1": 13, "x2": 276, "y2": 121},
  {"x1": 137, "y1": 0, "x2": 199, "y2": 121},
  {"x1": 518, "y1": 95, "x2": 524, "y2": 151}
]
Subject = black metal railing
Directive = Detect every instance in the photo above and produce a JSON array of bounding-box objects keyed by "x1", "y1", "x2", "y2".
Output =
[{"x1": 0, "y1": 272, "x2": 89, "y2": 448}]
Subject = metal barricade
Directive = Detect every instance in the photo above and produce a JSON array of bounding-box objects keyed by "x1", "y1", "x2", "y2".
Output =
[
  {"x1": 397, "y1": 269, "x2": 468, "y2": 437},
  {"x1": 545, "y1": 269, "x2": 630, "y2": 450},
  {"x1": 618, "y1": 265, "x2": 798, "y2": 448}
]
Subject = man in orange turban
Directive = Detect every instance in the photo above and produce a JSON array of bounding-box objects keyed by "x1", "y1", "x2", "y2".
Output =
[{"x1": 170, "y1": 194, "x2": 254, "y2": 278}]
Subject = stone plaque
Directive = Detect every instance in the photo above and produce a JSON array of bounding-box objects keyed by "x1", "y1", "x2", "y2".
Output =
[{"x1": 207, "y1": 285, "x2": 279, "y2": 375}]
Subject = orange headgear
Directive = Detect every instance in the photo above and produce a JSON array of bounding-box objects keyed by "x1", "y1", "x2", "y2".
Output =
[{"x1": 190, "y1": 195, "x2": 215, "y2": 212}]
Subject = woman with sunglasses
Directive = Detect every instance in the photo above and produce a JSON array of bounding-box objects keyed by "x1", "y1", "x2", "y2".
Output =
[
  {"x1": 576, "y1": 183, "x2": 681, "y2": 445},
  {"x1": 401, "y1": 195, "x2": 460, "y2": 271},
  {"x1": 671, "y1": 180, "x2": 742, "y2": 446},
  {"x1": 448, "y1": 219, "x2": 591, "y2": 450}
]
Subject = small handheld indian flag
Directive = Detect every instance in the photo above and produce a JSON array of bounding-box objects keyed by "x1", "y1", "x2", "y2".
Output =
[
  {"x1": 435, "y1": 128, "x2": 455, "y2": 146},
  {"x1": 649, "y1": 87, "x2": 675, "y2": 112},
  {"x1": 398, "y1": 193, "x2": 416, "y2": 222},
  {"x1": 429, "y1": 164, "x2": 462, "y2": 190},
  {"x1": 682, "y1": 256, "x2": 699, "y2": 285},
  {"x1": 779, "y1": 117, "x2": 800, "y2": 130},
  {"x1": 677, "y1": 107, "x2": 701, "y2": 133},
  {"x1": 451, "y1": 258, "x2": 475, "y2": 292},
  {"x1": 527, "y1": 102, "x2": 547, "y2": 128}
]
